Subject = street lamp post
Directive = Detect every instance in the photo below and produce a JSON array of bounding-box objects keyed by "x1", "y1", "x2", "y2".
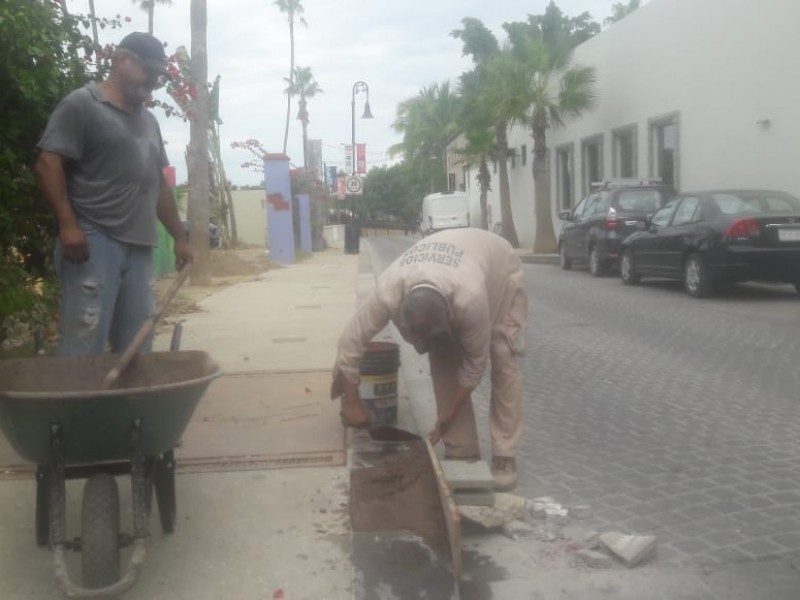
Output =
[
  {"x1": 346, "y1": 81, "x2": 373, "y2": 253},
  {"x1": 351, "y1": 81, "x2": 373, "y2": 176}
]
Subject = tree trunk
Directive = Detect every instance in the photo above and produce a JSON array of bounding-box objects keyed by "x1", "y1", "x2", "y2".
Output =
[
  {"x1": 495, "y1": 123, "x2": 519, "y2": 248},
  {"x1": 188, "y1": 0, "x2": 210, "y2": 285},
  {"x1": 478, "y1": 158, "x2": 490, "y2": 230},
  {"x1": 148, "y1": 4, "x2": 155, "y2": 34},
  {"x1": 281, "y1": 18, "x2": 294, "y2": 155},
  {"x1": 532, "y1": 111, "x2": 557, "y2": 254},
  {"x1": 88, "y1": 0, "x2": 99, "y2": 57}
]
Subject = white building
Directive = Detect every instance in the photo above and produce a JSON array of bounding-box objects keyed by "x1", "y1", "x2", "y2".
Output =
[{"x1": 447, "y1": 0, "x2": 800, "y2": 247}]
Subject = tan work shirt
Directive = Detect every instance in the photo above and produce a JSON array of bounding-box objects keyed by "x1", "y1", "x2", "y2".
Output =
[{"x1": 334, "y1": 228, "x2": 525, "y2": 390}]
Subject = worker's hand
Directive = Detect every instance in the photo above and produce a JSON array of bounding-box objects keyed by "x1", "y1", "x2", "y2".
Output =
[
  {"x1": 428, "y1": 412, "x2": 455, "y2": 445},
  {"x1": 174, "y1": 239, "x2": 193, "y2": 270},
  {"x1": 59, "y1": 223, "x2": 89, "y2": 263}
]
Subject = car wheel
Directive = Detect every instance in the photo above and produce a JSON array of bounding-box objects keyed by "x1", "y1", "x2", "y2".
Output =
[
  {"x1": 559, "y1": 242, "x2": 572, "y2": 270},
  {"x1": 684, "y1": 253, "x2": 713, "y2": 298},
  {"x1": 620, "y1": 250, "x2": 640, "y2": 285},
  {"x1": 588, "y1": 247, "x2": 607, "y2": 277}
]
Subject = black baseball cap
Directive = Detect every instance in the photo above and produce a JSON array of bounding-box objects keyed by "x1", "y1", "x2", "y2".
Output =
[{"x1": 117, "y1": 32, "x2": 170, "y2": 77}]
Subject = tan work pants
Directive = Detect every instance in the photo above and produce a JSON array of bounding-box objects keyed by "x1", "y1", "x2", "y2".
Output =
[{"x1": 429, "y1": 284, "x2": 527, "y2": 459}]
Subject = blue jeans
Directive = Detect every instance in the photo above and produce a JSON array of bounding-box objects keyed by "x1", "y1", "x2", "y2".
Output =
[{"x1": 55, "y1": 223, "x2": 155, "y2": 356}]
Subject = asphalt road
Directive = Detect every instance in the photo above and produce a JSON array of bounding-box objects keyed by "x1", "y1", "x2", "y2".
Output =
[{"x1": 366, "y1": 233, "x2": 800, "y2": 568}]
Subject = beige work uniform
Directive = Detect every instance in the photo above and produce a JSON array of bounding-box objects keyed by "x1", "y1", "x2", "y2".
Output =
[{"x1": 333, "y1": 228, "x2": 528, "y2": 458}]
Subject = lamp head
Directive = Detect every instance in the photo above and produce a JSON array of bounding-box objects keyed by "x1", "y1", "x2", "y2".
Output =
[{"x1": 362, "y1": 101, "x2": 374, "y2": 119}]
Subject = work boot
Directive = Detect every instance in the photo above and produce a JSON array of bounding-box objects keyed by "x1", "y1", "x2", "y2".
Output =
[{"x1": 491, "y1": 456, "x2": 517, "y2": 492}]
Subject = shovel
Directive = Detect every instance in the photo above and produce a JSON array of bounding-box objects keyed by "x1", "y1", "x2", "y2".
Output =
[
  {"x1": 101, "y1": 264, "x2": 192, "y2": 390},
  {"x1": 368, "y1": 425, "x2": 422, "y2": 442}
]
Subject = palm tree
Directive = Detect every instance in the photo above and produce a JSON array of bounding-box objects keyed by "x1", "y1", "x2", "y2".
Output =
[
  {"x1": 605, "y1": 0, "x2": 642, "y2": 26},
  {"x1": 512, "y1": 32, "x2": 597, "y2": 253},
  {"x1": 285, "y1": 66, "x2": 322, "y2": 169},
  {"x1": 274, "y1": 0, "x2": 306, "y2": 156},
  {"x1": 87, "y1": 1, "x2": 99, "y2": 55},
  {"x1": 452, "y1": 18, "x2": 527, "y2": 247},
  {"x1": 452, "y1": 126, "x2": 495, "y2": 230},
  {"x1": 130, "y1": 0, "x2": 174, "y2": 35},
  {"x1": 390, "y1": 82, "x2": 461, "y2": 194}
]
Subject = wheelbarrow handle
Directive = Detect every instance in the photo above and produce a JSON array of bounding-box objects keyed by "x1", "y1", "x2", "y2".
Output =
[{"x1": 101, "y1": 264, "x2": 192, "y2": 390}]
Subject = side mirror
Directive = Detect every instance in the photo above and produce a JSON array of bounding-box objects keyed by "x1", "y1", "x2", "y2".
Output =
[{"x1": 558, "y1": 209, "x2": 572, "y2": 221}]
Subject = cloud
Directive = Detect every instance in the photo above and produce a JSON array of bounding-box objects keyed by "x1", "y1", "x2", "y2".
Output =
[{"x1": 66, "y1": 0, "x2": 613, "y2": 185}]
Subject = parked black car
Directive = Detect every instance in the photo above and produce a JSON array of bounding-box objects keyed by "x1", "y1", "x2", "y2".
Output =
[
  {"x1": 558, "y1": 180, "x2": 674, "y2": 276},
  {"x1": 619, "y1": 189, "x2": 800, "y2": 298},
  {"x1": 181, "y1": 220, "x2": 221, "y2": 248}
]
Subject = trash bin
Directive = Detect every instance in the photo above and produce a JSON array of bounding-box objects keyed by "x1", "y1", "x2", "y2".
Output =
[{"x1": 344, "y1": 223, "x2": 360, "y2": 254}]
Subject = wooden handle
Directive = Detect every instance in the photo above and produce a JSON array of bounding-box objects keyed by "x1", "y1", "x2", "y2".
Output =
[{"x1": 101, "y1": 265, "x2": 192, "y2": 390}]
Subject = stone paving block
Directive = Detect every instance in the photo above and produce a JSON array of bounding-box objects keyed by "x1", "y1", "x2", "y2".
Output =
[
  {"x1": 453, "y1": 489, "x2": 495, "y2": 507},
  {"x1": 599, "y1": 532, "x2": 658, "y2": 568},
  {"x1": 567, "y1": 504, "x2": 592, "y2": 519},
  {"x1": 441, "y1": 460, "x2": 493, "y2": 491}
]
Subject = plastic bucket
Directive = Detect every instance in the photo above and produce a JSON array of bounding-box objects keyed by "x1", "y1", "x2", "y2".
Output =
[{"x1": 359, "y1": 341, "x2": 400, "y2": 426}]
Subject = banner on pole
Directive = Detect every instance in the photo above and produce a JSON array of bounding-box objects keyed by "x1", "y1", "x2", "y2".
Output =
[
  {"x1": 344, "y1": 145, "x2": 352, "y2": 174},
  {"x1": 336, "y1": 176, "x2": 346, "y2": 200},
  {"x1": 356, "y1": 144, "x2": 366, "y2": 174}
]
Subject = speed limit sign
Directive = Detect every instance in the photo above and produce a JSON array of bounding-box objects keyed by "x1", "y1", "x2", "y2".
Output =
[{"x1": 345, "y1": 175, "x2": 363, "y2": 195}]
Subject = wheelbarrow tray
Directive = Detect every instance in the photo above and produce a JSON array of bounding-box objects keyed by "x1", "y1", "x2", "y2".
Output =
[{"x1": 0, "y1": 350, "x2": 221, "y2": 465}]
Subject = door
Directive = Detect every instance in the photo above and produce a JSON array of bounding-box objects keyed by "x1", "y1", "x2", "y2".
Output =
[
  {"x1": 569, "y1": 193, "x2": 601, "y2": 258},
  {"x1": 659, "y1": 196, "x2": 701, "y2": 275},
  {"x1": 563, "y1": 196, "x2": 588, "y2": 258},
  {"x1": 635, "y1": 199, "x2": 679, "y2": 273}
]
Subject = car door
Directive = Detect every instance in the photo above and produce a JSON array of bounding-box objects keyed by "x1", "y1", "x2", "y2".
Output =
[
  {"x1": 571, "y1": 193, "x2": 602, "y2": 258},
  {"x1": 658, "y1": 196, "x2": 701, "y2": 275},
  {"x1": 635, "y1": 199, "x2": 679, "y2": 273},
  {"x1": 563, "y1": 196, "x2": 588, "y2": 258}
]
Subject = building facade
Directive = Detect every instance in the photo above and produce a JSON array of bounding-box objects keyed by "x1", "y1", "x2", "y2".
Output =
[{"x1": 446, "y1": 0, "x2": 800, "y2": 247}]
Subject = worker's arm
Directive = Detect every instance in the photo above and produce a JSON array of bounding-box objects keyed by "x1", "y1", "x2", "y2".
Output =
[
  {"x1": 428, "y1": 383, "x2": 472, "y2": 444},
  {"x1": 156, "y1": 173, "x2": 192, "y2": 269},
  {"x1": 35, "y1": 151, "x2": 88, "y2": 263}
]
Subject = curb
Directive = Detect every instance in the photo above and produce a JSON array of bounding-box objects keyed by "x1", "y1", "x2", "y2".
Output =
[{"x1": 518, "y1": 254, "x2": 559, "y2": 266}]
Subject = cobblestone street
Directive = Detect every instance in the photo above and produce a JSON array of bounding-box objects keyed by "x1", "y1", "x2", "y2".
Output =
[{"x1": 472, "y1": 264, "x2": 800, "y2": 567}]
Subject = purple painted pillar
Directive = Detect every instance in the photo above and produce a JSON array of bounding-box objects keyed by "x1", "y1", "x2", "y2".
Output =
[
  {"x1": 264, "y1": 154, "x2": 295, "y2": 264},
  {"x1": 297, "y1": 193, "x2": 312, "y2": 253}
]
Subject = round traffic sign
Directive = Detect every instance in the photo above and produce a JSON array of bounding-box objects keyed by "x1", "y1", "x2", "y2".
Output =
[{"x1": 345, "y1": 176, "x2": 363, "y2": 195}]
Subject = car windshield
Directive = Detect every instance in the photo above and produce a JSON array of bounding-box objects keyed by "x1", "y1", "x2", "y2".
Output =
[
  {"x1": 711, "y1": 192, "x2": 800, "y2": 215},
  {"x1": 616, "y1": 190, "x2": 664, "y2": 212}
]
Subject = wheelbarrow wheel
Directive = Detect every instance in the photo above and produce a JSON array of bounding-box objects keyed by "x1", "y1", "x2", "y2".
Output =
[
  {"x1": 81, "y1": 474, "x2": 120, "y2": 589},
  {"x1": 153, "y1": 450, "x2": 177, "y2": 534}
]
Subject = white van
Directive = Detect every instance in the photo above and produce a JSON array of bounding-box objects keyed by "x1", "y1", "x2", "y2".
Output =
[{"x1": 420, "y1": 191, "x2": 470, "y2": 236}]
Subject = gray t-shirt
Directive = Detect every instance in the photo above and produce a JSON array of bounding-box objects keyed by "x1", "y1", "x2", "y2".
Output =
[{"x1": 37, "y1": 82, "x2": 169, "y2": 246}]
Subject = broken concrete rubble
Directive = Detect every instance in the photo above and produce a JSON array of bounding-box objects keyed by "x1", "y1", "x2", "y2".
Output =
[
  {"x1": 576, "y1": 549, "x2": 615, "y2": 569},
  {"x1": 458, "y1": 493, "x2": 528, "y2": 528},
  {"x1": 599, "y1": 532, "x2": 658, "y2": 568}
]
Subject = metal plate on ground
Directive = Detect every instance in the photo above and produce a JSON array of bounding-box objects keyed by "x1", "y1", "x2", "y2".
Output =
[{"x1": 176, "y1": 370, "x2": 345, "y2": 472}]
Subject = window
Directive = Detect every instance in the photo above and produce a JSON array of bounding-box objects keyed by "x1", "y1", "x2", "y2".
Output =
[
  {"x1": 612, "y1": 126, "x2": 637, "y2": 179},
  {"x1": 511, "y1": 154, "x2": 516, "y2": 169},
  {"x1": 671, "y1": 197, "x2": 700, "y2": 226},
  {"x1": 617, "y1": 190, "x2": 663, "y2": 213},
  {"x1": 582, "y1": 194, "x2": 603, "y2": 218},
  {"x1": 649, "y1": 114, "x2": 679, "y2": 190},
  {"x1": 572, "y1": 196, "x2": 588, "y2": 219},
  {"x1": 582, "y1": 135, "x2": 603, "y2": 195},
  {"x1": 556, "y1": 144, "x2": 575, "y2": 209},
  {"x1": 521, "y1": 144, "x2": 527, "y2": 166},
  {"x1": 448, "y1": 173, "x2": 456, "y2": 191},
  {"x1": 651, "y1": 199, "x2": 679, "y2": 227}
]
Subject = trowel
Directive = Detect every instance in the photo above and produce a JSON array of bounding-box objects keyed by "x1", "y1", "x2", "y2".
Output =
[{"x1": 368, "y1": 425, "x2": 422, "y2": 442}]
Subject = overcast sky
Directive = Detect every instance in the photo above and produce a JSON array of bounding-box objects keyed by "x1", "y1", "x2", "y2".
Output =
[{"x1": 66, "y1": 0, "x2": 617, "y2": 186}]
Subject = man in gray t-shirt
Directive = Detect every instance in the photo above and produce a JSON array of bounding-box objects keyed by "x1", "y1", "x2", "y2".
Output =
[{"x1": 35, "y1": 32, "x2": 191, "y2": 356}]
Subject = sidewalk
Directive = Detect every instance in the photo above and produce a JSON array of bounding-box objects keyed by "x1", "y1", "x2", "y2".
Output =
[{"x1": 0, "y1": 249, "x2": 360, "y2": 600}]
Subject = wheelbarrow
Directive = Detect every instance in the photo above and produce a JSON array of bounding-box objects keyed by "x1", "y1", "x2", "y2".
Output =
[{"x1": 0, "y1": 349, "x2": 221, "y2": 598}]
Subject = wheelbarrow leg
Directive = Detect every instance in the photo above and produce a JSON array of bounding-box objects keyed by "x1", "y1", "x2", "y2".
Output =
[
  {"x1": 48, "y1": 424, "x2": 67, "y2": 550},
  {"x1": 35, "y1": 465, "x2": 50, "y2": 547},
  {"x1": 153, "y1": 449, "x2": 177, "y2": 534}
]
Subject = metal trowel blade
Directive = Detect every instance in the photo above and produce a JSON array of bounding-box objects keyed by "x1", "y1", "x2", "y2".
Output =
[{"x1": 368, "y1": 425, "x2": 422, "y2": 442}]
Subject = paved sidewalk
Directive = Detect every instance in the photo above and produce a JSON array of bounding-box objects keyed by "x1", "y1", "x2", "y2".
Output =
[{"x1": 0, "y1": 249, "x2": 359, "y2": 600}]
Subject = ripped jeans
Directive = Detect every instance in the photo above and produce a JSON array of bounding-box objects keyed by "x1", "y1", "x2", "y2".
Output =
[{"x1": 55, "y1": 223, "x2": 155, "y2": 357}]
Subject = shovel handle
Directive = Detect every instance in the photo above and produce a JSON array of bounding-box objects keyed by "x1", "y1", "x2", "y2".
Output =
[{"x1": 101, "y1": 264, "x2": 192, "y2": 390}]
